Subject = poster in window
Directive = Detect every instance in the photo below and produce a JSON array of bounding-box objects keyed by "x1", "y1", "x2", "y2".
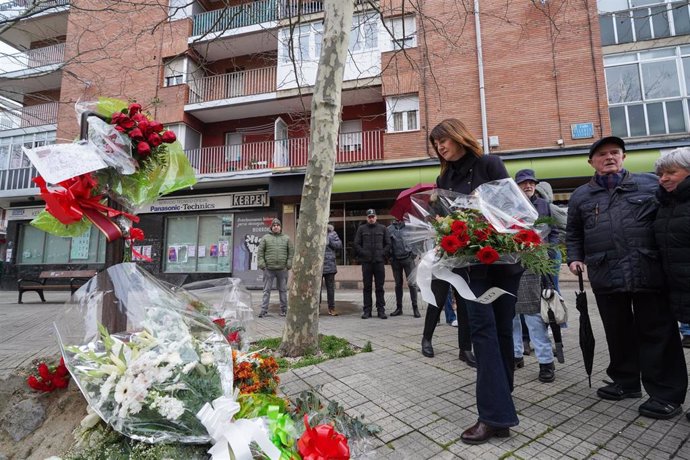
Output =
[
  {"x1": 70, "y1": 231, "x2": 91, "y2": 260},
  {"x1": 209, "y1": 244, "x2": 219, "y2": 257},
  {"x1": 232, "y1": 212, "x2": 275, "y2": 288},
  {"x1": 177, "y1": 245, "x2": 188, "y2": 263},
  {"x1": 198, "y1": 245, "x2": 206, "y2": 258},
  {"x1": 219, "y1": 240, "x2": 229, "y2": 257},
  {"x1": 188, "y1": 245, "x2": 197, "y2": 258},
  {"x1": 168, "y1": 246, "x2": 177, "y2": 262}
]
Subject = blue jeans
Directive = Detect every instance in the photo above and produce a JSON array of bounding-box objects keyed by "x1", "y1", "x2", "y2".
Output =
[
  {"x1": 261, "y1": 269, "x2": 289, "y2": 313},
  {"x1": 465, "y1": 272, "x2": 521, "y2": 428},
  {"x1": 444, "y1": 289, "x2": 456, "y2": 323},
  {"x1": 679, "y1": 322, "x2": 690, "y2": 337},
  {"x1": 513, "y1": 314, "x2": 553, "y2": 364}
]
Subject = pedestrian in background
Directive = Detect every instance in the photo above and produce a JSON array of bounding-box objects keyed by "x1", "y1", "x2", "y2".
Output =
[
  {"x1": 512, "y1": 169, "x2": 559, "y2": 383},
  {"x1": 387, "y1": 218, "x2": 420, "y2": 317},
  {"x1": 257, "y1": 218, "x2": 294, "y2": 318},
  {"x1": 354, "y1": 209, "x2": 390, "y2": 319},
  {"x1": 322, "y1": 224, "x2": 342, "y2": 316},
  {"x1": 653, "y1": 147, "x2": 690, "y2": 420},
  {"x1": 567, "y1": 136, "x2": 687, "y2": 419},
  {"x1": 430, "y1": 118, "x2": 522, "y2": 444}
]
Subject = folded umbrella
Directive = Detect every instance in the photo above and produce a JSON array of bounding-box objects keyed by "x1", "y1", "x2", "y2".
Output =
[
  {"x1": 576, "y1": 267, "x2": 595, "y2": 387},
  {"x1": 541, "y1": 275, "x2": 565, "y2": 364},
  {"x1": 390, "y1": 183, "x2": 436, "y2": 221}
]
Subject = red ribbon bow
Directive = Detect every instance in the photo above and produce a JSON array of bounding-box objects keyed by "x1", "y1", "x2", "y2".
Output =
[
  {"x1": 33, "y1": 173, "x2": 139, "y2": 242},
  {"x1": 297, "y1": 414, "x2": 350, "y2": 460}
]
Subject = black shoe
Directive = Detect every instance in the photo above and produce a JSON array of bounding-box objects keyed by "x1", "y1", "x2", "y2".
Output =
[
  {"x1": 412, "y1": 307, "x2": 421, "y2": 318},
  {"x1": 361, "y1": 310, "x2": 372, "y2": 319},
  {"x1": 538, "y1": 362, "x2": 555, "y2": 383},
  {"x1": 461, "y1": 422, "x2": 510, "y2": 445},
  {"x1": 459, "y1": 350, "x2": 477, "y2": 368},
  {"x1": 378, "y1": 310, "x2": 388, "y2": 319},
  {"x1": 514, "y1": 357, "x2": 524, "y2": 370},
  {"x1": 390, "y1": 308, "x2": 403, "y2": 317},
  {"x1": 523, "y1": 339, "x2": 532, "y2": 356},
  {"x1": 597, "y1": 381, "x2": 642, "y2": 401},
  {"x1": 421, "y1": 338, "x2": 434, "y2": 357},
  {"x1": 280, "y1": 311, "x2": 287, "y2": 317},
  {"x1": 258, "y1": 311, "x2": 267, "y2": 318},
  {"x1": 639, "y1": 397, "x2": 682, "y2": 420},
  {"x1": 682, "y1": 336, "x2": 690, "y2": 348}
]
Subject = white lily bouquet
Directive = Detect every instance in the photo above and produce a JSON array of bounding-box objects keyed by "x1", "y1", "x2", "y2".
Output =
[{"x1": 54, "y1": 263, "x2": 233, "y2": 443}]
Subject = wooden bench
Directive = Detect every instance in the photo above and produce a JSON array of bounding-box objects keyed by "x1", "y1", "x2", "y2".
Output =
[{"x1": 18, "y1": 270, "x2": 98, "y2": 304}]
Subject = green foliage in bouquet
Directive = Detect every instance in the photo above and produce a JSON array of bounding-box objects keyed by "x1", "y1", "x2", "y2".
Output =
[{"x1": 433, "y1": 208, "x2": 557, "y2": 276}]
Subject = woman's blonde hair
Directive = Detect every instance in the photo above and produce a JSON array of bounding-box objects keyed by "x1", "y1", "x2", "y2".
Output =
[{"x1": 429, "y1": 119, "x2": 483, "y2": 177}]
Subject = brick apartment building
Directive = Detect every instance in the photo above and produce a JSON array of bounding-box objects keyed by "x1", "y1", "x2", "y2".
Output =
[{"x1": 0, "y1": 0, "x2": 688, "y2": 287}]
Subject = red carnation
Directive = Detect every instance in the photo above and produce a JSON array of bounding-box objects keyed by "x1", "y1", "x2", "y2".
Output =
[
  {"x1": 213, "y1": 318, "x2": 226, "y2": 329},
  {"x1": 440, "y1": 235, "x2": 462, "y2": 254},
  {"x1": 129, "y1": 228, "x2": 145, "y2": 241},
  {"x1": 451, "y1": 220, "x2": 468, "y2": 236},
  {"x1": 161, "y1": 130, "x2": 177, "y2": 143},
  {"x1": 476, "y1": 246, "x2": 500, "y2": 264},
  {"x1": 137, "y1": 141, "x2": 151, "y2": 156},
  {"x1": 128, "y1": 103, "x2": 142, "y2": 116},
  {"x1": 148, "y1": 133, "x2": 163, "y2": 148},
  {"x1": 227, "y1": 330, "x2": 240, "y2": 343}
]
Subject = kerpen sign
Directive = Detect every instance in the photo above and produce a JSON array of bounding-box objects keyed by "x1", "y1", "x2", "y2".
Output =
[{"x1": 139, "y1": 191, "x2": 269, "y2": 214}]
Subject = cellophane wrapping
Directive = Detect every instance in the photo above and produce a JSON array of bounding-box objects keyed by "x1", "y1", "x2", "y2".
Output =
[
  {"x1": 54, "y1": 263, "x2": 233, "y2": 443},
  {"x1": 178, "y1": 278, "x2": 255, "y2": 352}
]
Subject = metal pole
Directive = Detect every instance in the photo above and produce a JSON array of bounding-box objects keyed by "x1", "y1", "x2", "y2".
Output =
[
  {"x1": 474, "y1": 0, "x2": 490, "y2": 154},
  {"x1": 80, "y1": 110, "x2": 127, "y2": 333}
]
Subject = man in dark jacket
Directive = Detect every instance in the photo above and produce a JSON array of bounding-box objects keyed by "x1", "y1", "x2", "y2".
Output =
[
  {"x1": 257, "y1": 218, "x2": 294, "y2": 318},
  {"x1": 387, "y1": 219, "x2": 420, "y2": 318},
  {"x1": 354, "y1": 209, "x2": 390, "y2": 319},
  {"x1": 566, "y1": 136, "x2": 687, "y2": 419}
]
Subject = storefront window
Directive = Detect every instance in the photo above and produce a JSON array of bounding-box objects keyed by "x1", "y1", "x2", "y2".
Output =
[
  {"x1": 17, "y1": 225, "x2": 105, "y2": 264},
  {"x1": 164, "y1": 214, "x2": 234, "y2": 273}
]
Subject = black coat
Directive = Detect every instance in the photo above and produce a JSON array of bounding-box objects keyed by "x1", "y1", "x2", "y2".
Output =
[
  {"x1": 354, "y1": 223, "x2": 390, "y2": 263},
  {"x1": 566, "y1": 171, "x2": 663, "y2": 294},
  {"x1": 436, "y1": 153, "x2": 523, "y2": 278},
  {"x1": 654, "y1": 176, "x2": 690, "y2": 321}
]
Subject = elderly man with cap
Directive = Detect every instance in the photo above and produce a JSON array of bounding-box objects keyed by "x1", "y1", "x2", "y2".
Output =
[
  {"x1": 513, "y1": 169, "x2": 560, "y2": 383},
  {"x1": 566, "y1": 136, "x2": 687, "y2": 419},
  {"x1": 353, "y1": 209, "x2": 390, "y2": 319}
]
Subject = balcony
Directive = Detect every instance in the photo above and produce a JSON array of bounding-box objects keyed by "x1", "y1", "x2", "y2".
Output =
[
  {"x1": 0, "y1": 102, "x2": 58, "y2": 131},
  {"x1": 189, "y1": 67, "x2": 277, "y2": 104},
  {"x1": 0, "y1": 43, "x2": 65, "y2": 76},
  {"x1": 0, "y1": 1, "x2": 69, "y2": 49},
  {"x1": 186, "y1": 130, "x2": 383, "y2": 174},
  {"x1": 0, "y1": 166, "x2": 39, "y2": 196}
]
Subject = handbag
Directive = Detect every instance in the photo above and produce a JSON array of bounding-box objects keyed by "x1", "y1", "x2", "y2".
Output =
[{"x1": 540, "y1": 283, "x2": 568, "y2": 325}]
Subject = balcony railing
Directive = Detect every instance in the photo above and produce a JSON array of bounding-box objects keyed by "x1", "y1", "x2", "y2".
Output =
[
  {"x1": 0, "y1": 43, "x2": 65, "y2": 75},
  {"x1": 191, "y1": 0, "x2": 325, "y2": 37},
  {"x1": 186, "y1": 130, "x2": 383, "y2": 174},
  {"x1": 189, "y1": 67, "x2": 277, "y2": 104},
  {"x1": 0, "y1": 166, "x2": 39, "y2": 192},
  {"x1": 0, "y1": 102, "x2": 58, "y2": 130},
  {"x1": 0, "y1": 0, "x2": 68, "y2": 12}
]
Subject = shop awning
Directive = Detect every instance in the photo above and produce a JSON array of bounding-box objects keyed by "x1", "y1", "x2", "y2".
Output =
[{"x1": 331, "y1": 149, "x2": 662, "y2": 194}]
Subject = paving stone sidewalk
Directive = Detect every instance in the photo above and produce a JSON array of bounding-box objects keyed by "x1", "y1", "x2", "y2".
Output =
[{"x1": 2, "y1": 282, "x2": 690, "y2": 459}]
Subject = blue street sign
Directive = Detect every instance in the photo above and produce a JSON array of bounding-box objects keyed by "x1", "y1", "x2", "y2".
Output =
[{"x1": 571, "y1": 123, "x2": 594, "y2": 139}]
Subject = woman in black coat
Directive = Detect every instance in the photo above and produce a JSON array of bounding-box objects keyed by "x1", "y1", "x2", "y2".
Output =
[
  {"x1": 427, "y1": 118, "x2": 522, "y2": 444},
  {"x1": 653, "y1": 148, "x2": 690, "y2": 420}
]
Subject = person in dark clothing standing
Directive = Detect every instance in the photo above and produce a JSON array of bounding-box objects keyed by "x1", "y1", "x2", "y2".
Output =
[
  {"x1": 567, "y1": 136, "x2": 687, "y2": 420},
  {"x1": 387, "y1": 219, "x2": 420, "y2": 318},
  {"x1": 653, "y1": 147, "x2": 690, "y2": 421},
  {"x1": 322, "y1": 224, "x2": 342, "y2": 316},
  {"x1": 354, "y1": 209, "x2": 390, "y2": 319},
  {"x1": 429, "y1": 118, "x2": 523, "y2": 444}
]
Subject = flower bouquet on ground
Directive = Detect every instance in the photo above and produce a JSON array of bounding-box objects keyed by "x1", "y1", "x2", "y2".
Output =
[
  {"x1": 55, "y1": 263, "x2": 233, "y2": 443},
  {"x1": 181, "y1": 278, "x2": 255, "y2": 352},
  {"x1": 403, "y1": 178, "x2": 557, "y2": 305}
]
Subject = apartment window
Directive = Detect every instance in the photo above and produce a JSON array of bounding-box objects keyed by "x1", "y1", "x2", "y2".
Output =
[
  {"x1": 599, "y1": 1, "x2": 690, "y2": 45},
  {"x1": 17, "y1": 225, "x2": 105, "y2": 264},
  {"x1": 164, "y1": 214, "x2": 234, "y2": 273},
  {"x1": 386, "y1": 95, "x2": 419, "y2": 133},
  {"x1": 163, "y1": 57, "x2": 187, "y2": 87},
  {"x1": 349, "y1": 13, "x2": 378, "y2": 53},
  {"x1": 281, "y1": 22, "x2": 324, "y2": 63},
  {"x1": 385, "y1": 15, "x2": 417, "y2": 51},
  {"x1": 0, "y1": 131, "x2": 55, "y2": 170},
  {"x1": 604, "y1": 45, "x2": 690, "y2": 137}
]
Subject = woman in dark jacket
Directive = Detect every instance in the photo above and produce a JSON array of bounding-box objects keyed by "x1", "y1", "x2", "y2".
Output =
[
  {"x1": 428, "y1": 118, "x2": 522, "y2": 444},
  {"x1": 653, "y1": 148, "x2": 690, "y2": 420},
  {"x1": 322, "y1": 224, "x2": 343, "y2": 316}
]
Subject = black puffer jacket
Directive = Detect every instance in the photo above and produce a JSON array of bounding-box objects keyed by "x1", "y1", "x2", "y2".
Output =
[
  {"x1": 654, "y1": 176, "x2": 690, "y2": 321},
  {"x1": 354, "y1": 222, "x2": 390, "y2": 263},
  {"x1": 566, "y1": 171, "x2": 662, "y2": 294}
]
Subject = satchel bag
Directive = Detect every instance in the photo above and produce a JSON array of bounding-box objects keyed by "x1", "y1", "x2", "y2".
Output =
[{"x1": 540, "y1": 286, "x2": 568, "y2": 325}]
